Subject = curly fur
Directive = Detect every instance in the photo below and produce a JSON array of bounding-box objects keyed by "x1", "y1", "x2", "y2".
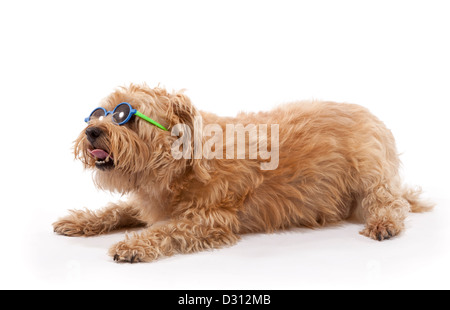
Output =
[{"x1": 53, "y1": 83, "x2": 433, "y2": 262}]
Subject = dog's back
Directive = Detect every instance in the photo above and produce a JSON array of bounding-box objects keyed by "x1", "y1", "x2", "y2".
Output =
[{"x1": 223, "y1": 101, "x2": 430, "y2": 235}]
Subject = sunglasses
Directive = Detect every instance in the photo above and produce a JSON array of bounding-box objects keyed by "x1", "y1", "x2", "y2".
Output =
[{"x1": 84, "y1": 102, "x2": 168, "y2": 131}]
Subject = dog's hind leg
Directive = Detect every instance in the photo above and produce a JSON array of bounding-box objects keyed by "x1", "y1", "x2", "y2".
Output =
[
  {"x1": 53, "y1": 202, "x2": 145, "y2": 236},
  {"x1": 359, "y1": 182, "x2": 410, "y2": 241}
]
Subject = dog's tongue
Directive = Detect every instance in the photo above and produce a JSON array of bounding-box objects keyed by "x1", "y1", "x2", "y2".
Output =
[{"x1": 88, "y1": 149, "x2": 111, "y2": 160}]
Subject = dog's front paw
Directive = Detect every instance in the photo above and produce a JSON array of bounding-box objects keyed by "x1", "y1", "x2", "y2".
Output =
[
  {"x1": 53, "y1": 209, "x2": 108, "y2": 236},
  {"x1": 109, "y1": 239, "x2": 158, "y2": 263},
  {"x1": 53, "y1": 217, "x2": 86, "y2": 236}
]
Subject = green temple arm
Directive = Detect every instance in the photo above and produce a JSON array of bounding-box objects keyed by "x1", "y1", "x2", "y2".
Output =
[{"x1": 135, "y1": 111, "x2": 168, "y2": 131}]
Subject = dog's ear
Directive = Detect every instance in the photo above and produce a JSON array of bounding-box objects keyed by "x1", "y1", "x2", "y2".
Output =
[
  {"x1": 166, "y1": 92, "x2": 197, "y2": 131},
  {"x1": 166, "y1": 92, "x2": 211, "y2": 183}
]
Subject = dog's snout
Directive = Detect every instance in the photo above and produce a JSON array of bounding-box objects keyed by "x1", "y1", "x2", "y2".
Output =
[{"x1": 86, "y1": 127, "x2": 103, "y2": 143}]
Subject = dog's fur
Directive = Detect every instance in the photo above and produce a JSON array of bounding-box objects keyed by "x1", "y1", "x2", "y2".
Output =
[{"x1": 53, "y1": 84, "x2": 433, "y2": 262}]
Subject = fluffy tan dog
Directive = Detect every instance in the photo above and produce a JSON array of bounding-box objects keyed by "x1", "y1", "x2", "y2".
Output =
[{"x1": 53, "y1": 84, "x2": 432, "y2": 263}]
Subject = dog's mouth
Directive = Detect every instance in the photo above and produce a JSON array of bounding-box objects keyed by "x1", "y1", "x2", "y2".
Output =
[{"x1": 88, "y1": 149, "x2": 114, "y2": 170}]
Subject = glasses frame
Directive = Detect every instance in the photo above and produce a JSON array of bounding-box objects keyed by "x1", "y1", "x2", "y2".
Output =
[{"x1": 84, "y1": 102, "x2": 168, "y2": 131}]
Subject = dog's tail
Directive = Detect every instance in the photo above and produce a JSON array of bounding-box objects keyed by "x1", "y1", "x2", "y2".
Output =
[{"x1": 402, "y1": 186, "x2": 434, "y2": 213}]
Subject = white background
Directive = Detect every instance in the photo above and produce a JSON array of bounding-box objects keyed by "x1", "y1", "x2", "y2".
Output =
[{"x1": 1, "y1": 0, "x2": 449, "y2": 289}]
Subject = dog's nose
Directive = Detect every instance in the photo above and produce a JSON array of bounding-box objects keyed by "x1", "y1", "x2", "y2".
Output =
[{"x1": 86, "y1": 127, "x2": 103, "y2": 143}]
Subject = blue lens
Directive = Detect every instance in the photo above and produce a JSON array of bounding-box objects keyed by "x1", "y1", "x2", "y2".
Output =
[
  {"x1": 113, "y1": 103, "x2": 131, "y2": 124},
  {"x1": 90, "y1": 108, "x2": 106, "y2": 120}
]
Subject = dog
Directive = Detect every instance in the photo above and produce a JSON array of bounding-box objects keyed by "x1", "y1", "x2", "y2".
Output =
[{"x1": 53, "y1": 83, "x2": 432, "y2": 263}]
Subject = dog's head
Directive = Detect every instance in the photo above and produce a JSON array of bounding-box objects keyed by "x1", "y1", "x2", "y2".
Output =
[{"x1": 74, "y1": 84, "x2": 206, "y2": 192}]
